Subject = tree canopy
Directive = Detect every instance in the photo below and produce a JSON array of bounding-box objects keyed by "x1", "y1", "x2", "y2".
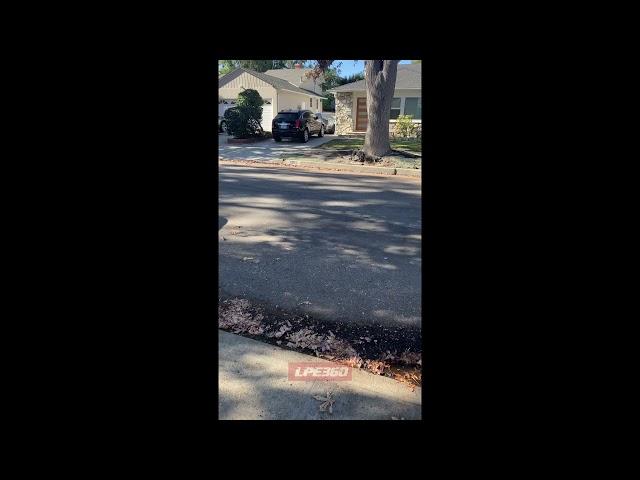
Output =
[{"x1": 218, "y1": 60, "x2": 308, "y2": 75}]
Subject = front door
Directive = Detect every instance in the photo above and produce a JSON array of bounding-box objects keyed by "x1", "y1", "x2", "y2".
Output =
[{"x1": 355, "y1": 97, "x2": 368, "y2": 131}]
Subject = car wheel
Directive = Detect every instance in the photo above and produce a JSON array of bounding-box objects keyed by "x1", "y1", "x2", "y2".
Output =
[
  {"x1": 274, "y1": 136, "x2": 282, "y2": 142},
  {"x1": 301, "y1": 129, "x2": 309, "y2": 143},
  {"x1": 318, "y1": 125, "x2": 324, "y2": 137},
  {"x1": 220, "y1": 121, "x2": 227, "y2": 133}
]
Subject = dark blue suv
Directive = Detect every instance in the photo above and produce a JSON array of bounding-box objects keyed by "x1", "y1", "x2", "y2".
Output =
[{"x1": 272, "y1": 110, "x2": 324, "y2": 143}]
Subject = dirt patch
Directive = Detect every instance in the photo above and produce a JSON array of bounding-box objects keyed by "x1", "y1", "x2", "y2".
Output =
[
  {"x1": 285, "y1": 150, "x2": 421, "y2": 170},
  {"x1": 218, "y1": 294, "x2": 422, "y2": 389}
]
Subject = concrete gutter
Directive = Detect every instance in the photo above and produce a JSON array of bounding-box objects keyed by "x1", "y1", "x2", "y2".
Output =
[
  {"x1": 218, "y1": 158, "x2": 421, "y2": 178},
  {"x1": 219, "y1": 330, "x2": 422, "y2": 420},
  {"x1": 280, "y1": 159, "x2": 422, "y2": 178}
]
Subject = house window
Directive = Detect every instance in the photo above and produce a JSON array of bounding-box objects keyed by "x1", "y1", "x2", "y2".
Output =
[
  {"x1": 310, "y1": 97, "x2": 313, "y2": 108},
  {"x1": 403, "y1": 97, "x2": 421, "y2": 119},
  {"x1": 390, "y1": 97, "x2": 401, "y2": 119}
]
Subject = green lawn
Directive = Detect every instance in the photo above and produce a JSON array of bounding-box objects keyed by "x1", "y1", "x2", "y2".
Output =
[{"x1": 320, "y1": 138, "x2": 422, "y2": 154}]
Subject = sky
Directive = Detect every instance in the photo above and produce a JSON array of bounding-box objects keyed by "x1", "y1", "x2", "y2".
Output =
[{"x1": 334, "y1": 60, "x2": 412, "y2": 77}]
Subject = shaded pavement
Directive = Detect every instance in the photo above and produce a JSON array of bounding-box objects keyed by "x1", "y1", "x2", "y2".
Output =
[{"x1": 218, "y1": 164, "x2": 422, "y2": 328}]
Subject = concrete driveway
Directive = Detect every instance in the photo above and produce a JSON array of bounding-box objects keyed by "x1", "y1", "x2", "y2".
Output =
[{"x1": 219, "y1": 132, "x2": 337, "y2": 161}]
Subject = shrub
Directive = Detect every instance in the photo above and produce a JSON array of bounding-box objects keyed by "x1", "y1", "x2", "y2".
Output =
[
  {"x1": 394, "y1": 114, "x2": 417, "y2": 138},
  {"x1": 225, "y1": 89, "x2": 264, "y2": 138}
]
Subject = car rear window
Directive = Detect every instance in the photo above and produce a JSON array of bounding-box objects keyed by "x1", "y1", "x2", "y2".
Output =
[{"x1": 275, "y1": 113, "x2": 299, "y2": 121}]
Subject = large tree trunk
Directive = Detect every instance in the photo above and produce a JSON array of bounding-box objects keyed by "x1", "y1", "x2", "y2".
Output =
[{"x1": 363, "y1": 60, "x2": 399, "y2": 158}]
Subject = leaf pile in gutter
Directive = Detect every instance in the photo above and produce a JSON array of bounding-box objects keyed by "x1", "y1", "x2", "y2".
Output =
[{"x1": 218, "y1": 297, "x2": 421, "y2": 387}]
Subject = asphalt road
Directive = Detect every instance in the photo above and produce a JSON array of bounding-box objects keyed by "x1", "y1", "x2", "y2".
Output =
[{"x1": 218, "y1": 164, "x2": 422, "y2": 328}]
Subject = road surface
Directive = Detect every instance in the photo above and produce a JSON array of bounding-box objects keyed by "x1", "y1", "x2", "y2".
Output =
[{"x1": 218, "y1": 164, "x2": 421, "y2": 328}]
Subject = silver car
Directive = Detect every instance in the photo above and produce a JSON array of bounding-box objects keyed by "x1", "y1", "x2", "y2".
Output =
[{"x1": 316, "y1": 113, "x2": 335, "y2": 134}]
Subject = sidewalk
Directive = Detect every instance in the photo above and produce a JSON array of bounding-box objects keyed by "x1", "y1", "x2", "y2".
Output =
[{"x1": 219, "y1": 330, "x2": 422, "y2": 420}]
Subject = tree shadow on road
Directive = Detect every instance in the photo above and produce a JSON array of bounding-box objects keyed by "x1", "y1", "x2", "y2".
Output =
[{"x1": 218, "y1": 165, "x2": 422, "y2": 327}]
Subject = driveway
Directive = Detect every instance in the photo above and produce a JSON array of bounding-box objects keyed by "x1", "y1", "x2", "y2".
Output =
[
  {"x1": 218, "y1": 164, "x2": 421, "y2": 328},
  {"x1": 219, "y1": 132, "x2": 337, "y2": 161}
]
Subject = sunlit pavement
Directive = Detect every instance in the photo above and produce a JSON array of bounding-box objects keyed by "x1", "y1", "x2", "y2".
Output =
[
  {"x1": 219, "y1": 330, "x2": 421, "y2": 420},
  {"x1": 218, "y1": 132, "x2": 337, "y2": 161},
  {"x1": 218, "y1": 163, "x2": 421, "y2": 328}
]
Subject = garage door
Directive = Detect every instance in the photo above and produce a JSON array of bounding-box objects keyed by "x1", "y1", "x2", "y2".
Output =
[{"x1": 261, "y1": 99, "x2": 273, "y2": 132}]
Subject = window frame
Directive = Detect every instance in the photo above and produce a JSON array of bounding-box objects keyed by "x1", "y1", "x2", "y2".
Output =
[
  {"x1": 403, "y1": 97, "x2": 421, "y2": 119},
  {"x1": 390, "y1": 97, "x2": 402, "y2": 119}
]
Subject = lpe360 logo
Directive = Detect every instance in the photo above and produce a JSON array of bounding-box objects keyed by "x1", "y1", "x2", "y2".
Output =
[{"x1": 288, "y1": 362, "x2": 352, "y2": 381}]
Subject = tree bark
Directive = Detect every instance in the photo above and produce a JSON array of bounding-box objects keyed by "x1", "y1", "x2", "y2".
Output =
[{"x1": 363, "y1": 60, "x2": 399, "y2": 158}]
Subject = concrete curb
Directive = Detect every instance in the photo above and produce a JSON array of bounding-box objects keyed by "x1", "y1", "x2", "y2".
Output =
[
  {"x1": 283, "y1": 159, "x2": 397, "y2": 175},
  {"x1": 395, "y1": 168, "x2": 422, "y2": 178},
  {"x1": 219, "y1": 158, "x2": 422, "y2": 179}
]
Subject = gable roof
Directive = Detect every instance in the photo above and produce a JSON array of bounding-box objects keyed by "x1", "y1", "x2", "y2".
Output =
[
  {"x1": 264, "y1": 68, "x2": 320, "y2": 87},
  {"x1": 329, "y1": 63, "x2": 421, "y2": 92},
  {"x1": 218, "y1": 68, "x2": 326, "y2": 98}
]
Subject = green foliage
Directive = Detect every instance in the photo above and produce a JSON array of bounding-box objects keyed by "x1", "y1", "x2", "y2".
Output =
[
  {"x1": 218, "y1": 60, "x2": 309, "y2": 75},
  {"x1": 319, "y1": 67, "x2": 341, "y2": 111},
  {"x1": 322, "y1": 94, "x2": 335, "y2": 111},
  {"x1": 219, "y1": 60, "x2": 237, "y2": 75},
  {"x1": 337, "y1": 73, "x2": 365, "y2": 85},
  {"x1": 320, "y1": 67, "x2": 340, "y2": 90},
  {"x1": 316, "y1": 69, "x2": 364, "y2": 112},
  {"x1": 225, "y1": 89, "x2": 264, "y2": 138},
  {"x1": 393, "y1": 115, "x2": 417, "y2": 138}
]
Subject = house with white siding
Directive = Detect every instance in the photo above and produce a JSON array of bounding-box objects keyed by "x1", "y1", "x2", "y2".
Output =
[
  {"x1": 328, "y1": 64, "x2": 422, "y2": 135},
  {"x1": 218, "y1": 65, "x2": 326, "y2": 132}
]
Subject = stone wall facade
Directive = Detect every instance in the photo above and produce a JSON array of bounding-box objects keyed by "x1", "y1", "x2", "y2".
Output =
[
  {"x1": 335, "y1": 91, "x2": 423, "y2": 137},
  {"x1": 334, "y1": 92, "x2": 353, "y2": 135}
]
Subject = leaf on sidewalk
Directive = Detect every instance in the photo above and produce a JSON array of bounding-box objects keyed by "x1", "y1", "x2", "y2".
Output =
[{"x1": 313, "y1": 391, "x2": 335, "y2": 414}]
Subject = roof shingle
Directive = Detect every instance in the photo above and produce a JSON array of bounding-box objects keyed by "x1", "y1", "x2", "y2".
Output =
[
  {"x1": 264, "y1": 68, "x2": 318, "y2": 87},
  {"x1": 218, "y1": 68, "x2": 326, "y2": 98}
]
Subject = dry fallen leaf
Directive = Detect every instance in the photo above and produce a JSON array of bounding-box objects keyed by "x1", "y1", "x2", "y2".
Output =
[{"x1": 313, "y1": 391, "x2": 335, "y2": 414}]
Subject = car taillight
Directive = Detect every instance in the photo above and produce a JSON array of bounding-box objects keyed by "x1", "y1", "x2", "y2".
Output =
[{"x1": 295, "y1": 119, "x2": 301, "y2": 129}]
